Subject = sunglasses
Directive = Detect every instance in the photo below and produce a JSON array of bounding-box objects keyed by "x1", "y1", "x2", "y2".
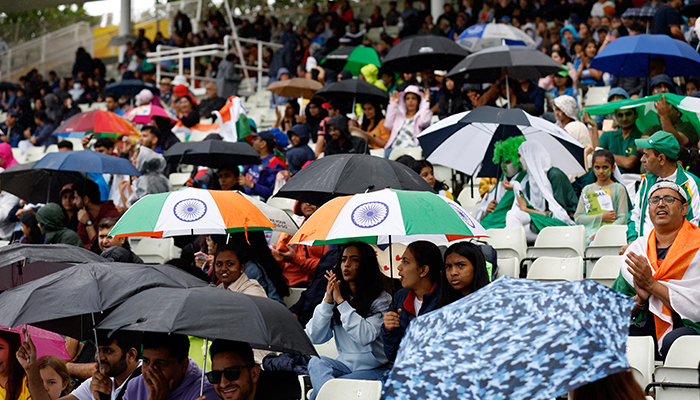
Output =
[{"x1": 205, "y1": 365, "x2": 253, "y2": 384}]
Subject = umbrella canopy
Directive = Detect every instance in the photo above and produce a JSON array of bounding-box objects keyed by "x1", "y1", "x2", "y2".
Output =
[
  {"x1": 273, "y1": 154, "x2": 434, "y2": 206},
  {"x1": 288, "y1": 188, "x2": 488, "y2": 246},
  {"x1": 447, "y1": 45, "x2": 565, "y2": 83},
  {"x1": 104, "y1": 80, "x2": 159, "y2": 97},
  {"x1": 315, "y1": 79, "x2": 390, "y2": 106},
  {"x1": 163, "y1": 140, "x2": 261, "y2": 168},
  {"x1": 0, "y1": 243, "x2": 105, "y2": 291},
  {"x1": 34, "y1": 150, "x2": 141, "y2": 176},
  {"x1": 52, "y1": 110, "x2": 140, "y2": 140},
  {"x1": 621, "y1": 6, "x2": 656, "y2": 20},
  {"x1": 382, "y1": 35, "x2": 469, "y2": 73},
  {"x1": 237, "y1": 191, "x2": 298, "y2": 235},
  {"x1": 109, "y1": 188, "x2": 275, "y2": 238},
  {"x1": 589, "y1": 34, "x2": 700, "y2": 78},
  {"x1": 0, "y1": 161, "x2": 86, "y2": 204},
  {"x1": 418, "y1": 107, "x2": 585, "y2": 177},
  {"x1": 583, "y1": 93, "x2": 700, "y2": 134},
  {"x1": 97, "y1": 286, "x2": 316, "y2": 355},
  {"x1": 123, "y1": 104, "x2": 178, "y2": 125},
  {"x1": 456, "y1": 23, "x2": 536, "y2": 53},
  {"x1": 0, "y1": 326, "x2": 71, "y2": 360},
  {"x1": 266, "y1": 78, "x2": 322, "y2": 99},
  {"x1": 383, "y1": 277, "x2": 634, "y2": 400},
  {"x1": 0, "y1": 263, "x2": 207, "y2": 339},
  {"x1": 320, "y1": 46, "x2": 381, "y2": 76}
]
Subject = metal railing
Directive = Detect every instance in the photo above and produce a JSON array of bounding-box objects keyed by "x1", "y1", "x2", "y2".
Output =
[
  {"x1": 0, "y1": 22, "x2": 93, "y2": 82},
  {"x1": 146, "y1": 35, "x2": 281, "y2": 94}
]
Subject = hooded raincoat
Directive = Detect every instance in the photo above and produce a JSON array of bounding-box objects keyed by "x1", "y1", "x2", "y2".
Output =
[
  {"x1": 286, "y1": 124, "x2": 315, "y2": 174},
  {"x1": 127, "y1": 147, "x2": 173, "y2": 207},
  {"x1": 36, "y1": 203, "x2": 83, "y2": 247},
  {"x1": 360, "y1": 64, "x2": 387, "y2": 92}
]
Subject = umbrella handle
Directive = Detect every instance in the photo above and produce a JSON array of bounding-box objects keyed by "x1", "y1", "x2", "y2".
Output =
[{"x1": 200, "y1": 339, "x2": 209, "y2": 397}]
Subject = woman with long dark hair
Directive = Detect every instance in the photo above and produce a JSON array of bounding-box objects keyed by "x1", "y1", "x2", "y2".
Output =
[
  {"x1": 348, "y1": 102, "x2": 391, "y2": 149},
  {"x1": 437, "y1": 242, "x2": 491, "y2": 307},
  {"x1": 229, "y1": 231, "x2": 290, "y2": 304},
  {"x1": 382, "y1": 241, "x2": 442, "y2": 362},
  {"x1": 306, "y1": 242, "x2": 391, "y2": 400},
  {"x1": 410, "y1": 159, "x2": 453, "y2": 200},
  {"x1": 19, "y1": 212, "x2": 44, "y2": 244},
  {"x1": 304, "y1": 98, "x2": 327, "y2": 143},
  {"x1": 0, "y1": 331, "x2": 29, "y2": 400}
]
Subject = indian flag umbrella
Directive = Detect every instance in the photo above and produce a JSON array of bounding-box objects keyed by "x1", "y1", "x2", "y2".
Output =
[
  {"x1": 582, "y1": 93, "x2": 700, "y2": 135},
  {"x1": 109, "y1": 188, "x2": 275, "y2": 238},
  {"x1": 288, "y1": 189, "x2": 489, "y2": 246}
]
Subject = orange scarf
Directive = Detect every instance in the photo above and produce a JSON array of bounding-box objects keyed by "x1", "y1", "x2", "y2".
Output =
[{"x1": 645, "y1": 220, "x2": 700, "y2": 343}]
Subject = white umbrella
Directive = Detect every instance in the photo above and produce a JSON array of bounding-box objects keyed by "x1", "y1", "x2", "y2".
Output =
[{"x1": 456, "y1": 23, "x2": 536, "y2": 53}]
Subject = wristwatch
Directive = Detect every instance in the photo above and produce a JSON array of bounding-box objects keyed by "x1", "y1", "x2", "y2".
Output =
[{"x1": 85, "y1": 220, "x2": 93, "y2": 226}]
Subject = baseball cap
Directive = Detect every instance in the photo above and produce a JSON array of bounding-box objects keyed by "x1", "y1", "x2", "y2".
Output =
[
  {"x1": 634, "y1": 130, "x2": 680, "y2": 159},
  {"x1": 6, "y1": 109, "x2": 18, "y2": 117},
  {"x1": 557, "y1": 69, "x2": 569, "y2": 77},
  {"x1": 322, "y1": 99, "x2": 339, "y2": 109},
  {"x1": 60, "y1": 183, "x2": 74, "y2": 195},
  {"x1": 253, "y1": 131, "x2": 276, "y2": 149},
  {"x1": 173, "y1": 84, "x2": 189, "y2": 97}
]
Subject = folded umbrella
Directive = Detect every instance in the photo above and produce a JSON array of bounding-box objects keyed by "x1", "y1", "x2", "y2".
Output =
[
  {"x1": 0, "y1": 243, "x2": 105, "y2": 291},
  {"x1": 418, "y1": 107, "x2": 585, "y2": 177},
  {"x1": 97, "y1": 286, "x2": 316, "y2": 355},
  {"x1": 383, "y1": 277, "x2": 634, "y2": 400},
  {"x1": 273, "y1": 154, "x2": 434, "y2": 206},
  {"x1": 108, "y1": 188, "x2": 276, "y2": 238},
  {"x1": 456, "y1": 23, "x2": 536, "y2": 53},
  {"x1": 589, "y1": 34, "x2": 700, "y2": 78},
  {"x1": 52, "y1": 110, "x2": 140, "y2": 140},
  {"x1": 382, "y1": 35, "x2": 469, "y2": 73},
  {"x1": 34, "y1": 150, "x2": 141, "y2": 176},
  {"x1": 0, "y1": 326, "x2": 71, "y2": 360},
  {"x1": 320, "y1": 46, "x2": 381, "y2": 76},
  {"x1": 0, "y1": 161, "x2": 86, "y2": 204},
  {"x1": 163, "y1": 140, "x2": 261, "y2": 168},
  {"x1": 315, "y1": 79, "x2": 389, "y2": 106},
  {"x1": 0, "y1": 263, "x2": 207, "y2": 340},
  {"x1": 447, "y1": 45, "x2": 565, "y2": 83},
  {"x1": 266, "y1": 78, "x2": 322, "y2": 99}
]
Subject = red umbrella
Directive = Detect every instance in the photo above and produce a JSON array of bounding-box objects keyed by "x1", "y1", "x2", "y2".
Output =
[{"x1": 53, "y1": 110, "x2": 140, "y2": 140}]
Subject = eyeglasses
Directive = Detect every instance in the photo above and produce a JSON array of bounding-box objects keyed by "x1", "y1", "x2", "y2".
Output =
[
  {"x1": 649, "y1": 196, "x2": 684, "y2": 206},
  {"x1": 205, "y1": 366, "x2": 253, "y2": 384}
]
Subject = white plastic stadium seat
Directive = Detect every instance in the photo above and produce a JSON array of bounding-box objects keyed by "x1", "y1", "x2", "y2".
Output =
[
  {"x1": 169, "y1": 173, "x2": 191, "y2": 190},
  {"x1": 369, "y1": 148, "x2": 385, "y2": 158},
  {"x1": 44, "y1": 144, "x2": 59, "y2": 154},
  {"x1": 526, "y1": 225, "x2": 586, "y2": 259},
  {"x1": 11, "y1": 148, "x2": 25, "y2": 164},
  {"x1": 25, "y1": 146, "x2": 46, "y2": 162},
  {"x1": 315, "y1": 379, "x2": 382, "y2": 400},
  {"x1": 587, "y1": 255, "x2": 622, "y2": 288},
  {"x1": 526, "y1": 256, "x2": 584, "y2": 281},
  {"x1": 457, "y1": 192, "x2": 480, "y2": 217},
  {"x1": 432, "y1": 165, "x2": 453, "y2": 192},
  {"x1": 627, "y1": 336, "x2": 655, "y2": 390},
  {"x1": 584, "y1": 225, "x2": 628, "y2": 272},
  {"x1": 583, "y1": 86, "x2": 611, "y2": 108},
  {"x1": 387, "y1": 146, "x2": 422, "y2": 161},
  {"x1": 133, "y1": 237, "x2": 181, "y2": 264},
  {"x1": 653, "y1": 337, "x2": 700, "y2": 399},
  {"x1": 187, "y1": 131, "x2": 209, "y2": 142},
  {"x1": 484, "y1": 227, "x2": 527, "y2": 261},
  {"x1": 267, "y1": 197, "x2": 296, "y2": 215},
  {"x1": 495, "y1": 257, "x2": 518, "y2": 278},
  {"x1": 284, "y1": 287, "x2": 305, "y2": 308},
  {"x1": 664, "y1": 336, "x2": 700, "y2": 367}
]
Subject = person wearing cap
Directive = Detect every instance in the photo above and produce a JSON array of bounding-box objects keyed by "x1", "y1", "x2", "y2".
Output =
[
  {"x1": 135, "y1": 89, "x2": 155, "y2": 107},
  {"x1": 0, "y1": 109, "x2": 24, "y2": 148},
  {"x1": 324, "y1": 114, "x2": 369, "y2": 156},
  {"x1": 60, "y1": 184, "x2": 79, "y2": 232},
  {"x1": 240, "y1": 131, "x2": 287, "y2": 201},
  {"x1": 607, "y1": 87, "x2": 630, "y2": 103},
  {"x1": 384, "y1": 85, "x2": 433, "y2": 149},
  {"x1": 171, "y1": 84, "x2": 194, "y2": 115},
  {"x1": 627, "y1": 131, "x2": 700, "y2": 244},
  {"x1": 587, "y1": 101, "x2": 642, "y2": 174},
  {"x1": 613, "y1": 181, "x2": 700, "y2": 359},
  {"x1": 314, "y1": 100, "x2": 343, "y2": 158},
  {"x1": 548, "y1": 69, "x2": 576, "y2": 103},
  {"x1": 553, "y1": 95, "x2": 593, "y2": 152}
]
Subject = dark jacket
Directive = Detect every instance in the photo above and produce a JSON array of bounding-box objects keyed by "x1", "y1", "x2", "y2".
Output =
[
  {"x1": 381, "y1": 284, "x2": 441, "y2": 362},
  {"x1": 438, "y1": 88, "x2": 468, "y2": 119},
  {"x1": 36, "y1": 203, "x2": 83, "y2": 247},
  {"x1": 198, "y1": 96, "x2": 227, "y2": 119},
  {"x1": 286, "y1": 124, "x2": 315, "y2": 174},
  {"x1": 289, "y1": 245, "x2": 341, "y2": 328},
  {"x1": 323, "y1": 115, "x2": 368, "y2": 156}
]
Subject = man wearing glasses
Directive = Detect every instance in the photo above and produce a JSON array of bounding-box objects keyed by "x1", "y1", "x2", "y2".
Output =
[
  {"x1": 590, "y1": 106, "x2": 642, "y2": 174},
  {"x1": 626, "y1": 131, "x2": 700, "y2": 245},
  {"x1": 614, "y1": 180, "x2": 700, "y2": 359}
]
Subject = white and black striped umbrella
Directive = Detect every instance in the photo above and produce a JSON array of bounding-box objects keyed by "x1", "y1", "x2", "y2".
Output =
[{"x1": 418, "y1": 106, "x2": 585, "y2": 177}]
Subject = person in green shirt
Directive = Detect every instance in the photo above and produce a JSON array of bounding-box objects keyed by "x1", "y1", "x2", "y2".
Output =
[{"x1": 586, "y1": 107, "x2": 642, "y2": 174}]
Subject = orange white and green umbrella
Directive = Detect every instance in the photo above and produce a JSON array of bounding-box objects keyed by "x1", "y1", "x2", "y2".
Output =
[
  {"x1": 109, "y1": 188, "x2": 275, "y2": 238},
  {"x1": 288, "y1": 189, "x2": 489, "y2": 246}
]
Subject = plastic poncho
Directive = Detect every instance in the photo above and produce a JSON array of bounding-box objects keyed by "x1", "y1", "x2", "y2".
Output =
[{"x1": 127, "y1": 147, "x2": 173, "y2": 207}]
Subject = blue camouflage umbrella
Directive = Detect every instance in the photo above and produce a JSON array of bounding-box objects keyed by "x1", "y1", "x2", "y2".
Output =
[{"x1": 383, "y1": 276, "x2": 635, "y2": 400}]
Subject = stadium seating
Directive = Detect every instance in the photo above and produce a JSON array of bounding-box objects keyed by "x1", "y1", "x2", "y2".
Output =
[
  {"x1": 133, "y1": 237, "x2": 181, "y2": 264},
  {"x1": 652, "y1": 336, "x2": 700, "y2": 399},
  {"x1": 284, "y1": 287, "x2": 305, "y2": 308},
  {"x1": 387, "y1": 146, "x2": 422, "y2": 161},
  {"x1": 267, "y1": 197, "x2": 296, "y2": 215},
  {"x1": 315, "y1": 379, "x2": 382, "y2": 400},
  {"x1": 584, "y1": 225, "x2": 627, "y2": 272},
  {"x1": 484, "y1": 227, "x2": 527, "y2": 262},
  {"x1": 526, "y1": 256, "x2": 584, "y2": 281},
  {"x1": 587, "y1": 255, "x2": 622, "y2": 287},
  {"x1": 627, "y1": 336, "x2": 655, "y2": 390}
]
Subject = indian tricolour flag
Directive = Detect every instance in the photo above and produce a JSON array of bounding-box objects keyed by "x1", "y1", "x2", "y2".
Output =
[{"x1": 214, "y1": 95, "x2": 252, "y2": 142}]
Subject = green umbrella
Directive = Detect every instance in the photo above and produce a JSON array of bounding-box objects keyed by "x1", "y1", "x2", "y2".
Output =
[
  {"x1": 582, "y1": 93, "x2": 700, "y2": 136},
  {"x1": 321, "y1": 46, "x2": 381, "y2": 76}
]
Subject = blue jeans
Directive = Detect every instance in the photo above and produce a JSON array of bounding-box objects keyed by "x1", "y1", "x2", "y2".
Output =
[{"x1": 308, "y1": 356, "x2": 390, "y2": 400}]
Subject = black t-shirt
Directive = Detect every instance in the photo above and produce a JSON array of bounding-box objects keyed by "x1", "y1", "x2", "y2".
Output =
[{"x1": 652, "y1": 5, "x2": 680, "y2": 36}]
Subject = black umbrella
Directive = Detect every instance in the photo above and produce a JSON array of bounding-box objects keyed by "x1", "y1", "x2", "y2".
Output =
[
  {"x1": 382, "y1": 35, "x2": 469, "y2": 73},
  {"x1": 0, "y1": 82, "x2": 20, "y2": 91},
  {"x1": 163, "y1": 140, "x2": 261, "y2": 168},
  {"x1": 104, "y1": 80, "x2": 159, "y2": 97},
  {"x1": 315, "y1": 79, "x2": 390, "y2": 107},
  {"x1": 0, "y1": 161, "x2": 86, "y2": 204},
  {"x1": 682, "y1": 1, "x2": 700, "y2": 17},
  {"x1": 0, "y1": 263, "x2": 207, "y2": 340},
  {"x1": 273, "y1": 154, "x2": 434, "y2": 206},
  {"x1": 446, "y1": 45, "x2": 565, "y2": 83},
  {"x1": 0, "y1": 244, "x2": 105, "y2": 291},
  {"x1": 97, "y1": 286, "x2": 317, "y2": 355}
]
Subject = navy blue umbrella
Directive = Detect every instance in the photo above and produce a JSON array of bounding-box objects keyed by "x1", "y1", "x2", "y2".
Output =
[
  {"x1": 34, "y1": 151, "x2": 141, "y2": 176},
  {"x1": 104, "y1": 79, "x2": 159, "y2": 97},
  {"x1": 590, "y1": 34, "x2": 700, "y2": 77},
  {"x1": 383, "y1": 277, "x2": 634, "y2": 400}
]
